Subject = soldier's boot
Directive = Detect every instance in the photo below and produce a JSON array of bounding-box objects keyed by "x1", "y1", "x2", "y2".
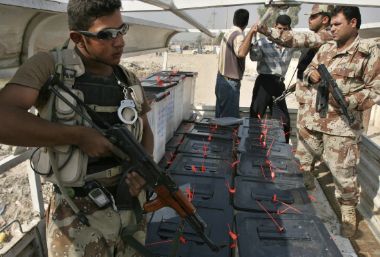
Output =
[
  {"x1": 303, "y1": 170, "x2": 315, "y2": 190},
  {"x1": 340, "y1": 204, "x2": 357, "y2": 238}
]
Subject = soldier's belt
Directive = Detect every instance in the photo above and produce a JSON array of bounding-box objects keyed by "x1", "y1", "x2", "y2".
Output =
[{"x1": 54, "y1": 181, "x2": 118, "y2": 198}]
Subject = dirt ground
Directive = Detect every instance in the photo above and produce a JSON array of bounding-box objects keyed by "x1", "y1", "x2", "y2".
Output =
[
  {"x1": 123, "y1": 51, "x2": 298, "y2": 109},
  {"x1": 0, "y1": 52, "x2": 379, "y2": 255}
]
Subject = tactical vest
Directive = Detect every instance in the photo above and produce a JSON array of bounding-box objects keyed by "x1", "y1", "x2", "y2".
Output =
[{"x1": 33, "y1": 46, "x2": 145, "y2": 187}]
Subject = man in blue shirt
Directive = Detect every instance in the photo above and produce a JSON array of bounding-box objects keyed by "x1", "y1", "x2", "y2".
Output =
[{"x1": 250, "y1": 14, "x2": 296, "y2": 143}]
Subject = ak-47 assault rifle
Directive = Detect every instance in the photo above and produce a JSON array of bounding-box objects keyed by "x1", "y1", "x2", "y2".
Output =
[
  {"x1": 316, "y1": 64, "x2": 355, "y2": 126},
  {"x1": 46, "y1": 75, "x2": 221, "y2": 252}
]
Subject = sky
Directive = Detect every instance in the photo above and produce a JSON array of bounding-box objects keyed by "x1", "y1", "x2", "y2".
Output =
[{"x1": 124, "y1": 4, "x2": 380, "y2": 41}]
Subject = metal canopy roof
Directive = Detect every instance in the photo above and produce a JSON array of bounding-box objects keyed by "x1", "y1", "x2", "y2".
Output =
[
  {"x1": 122, "y1": 0, "x2": 380, "y2": 11},
  {"x1": 123, "y1": 0, "x2": 380, "y2": 41},
  {"x1": 0, "y1": 0, "x2": 185, "y2": 76}
]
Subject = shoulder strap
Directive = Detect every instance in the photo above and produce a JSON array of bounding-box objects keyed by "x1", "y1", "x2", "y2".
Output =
[
  {"x1": 51, "y1": 42, "x2": 85, "y2": 89},
  {"x1": 51, "y1": 39, "x2": 69, "y2": 81},
  {"x1": 114, "y1": 65, "x2": 140, "y2": 86}
]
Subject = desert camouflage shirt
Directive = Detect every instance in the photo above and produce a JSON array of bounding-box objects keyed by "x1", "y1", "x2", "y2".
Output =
[
  {"x1": 303, "y1": 36, "x2": 380, "y2": 137},
  {"x1": 257, "y1": 8, "x2": 332, "y2": 50},
  {"x1": 258, "y1": 25, "x2": 332, "y2": 50},
  {"x1": 257, "y1": 8, "x2": 333, "y2": 106}
]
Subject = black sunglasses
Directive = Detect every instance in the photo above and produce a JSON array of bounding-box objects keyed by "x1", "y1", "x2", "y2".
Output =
[{"x1": 78, "y1": 23, "x2": 129, "y2": 40}]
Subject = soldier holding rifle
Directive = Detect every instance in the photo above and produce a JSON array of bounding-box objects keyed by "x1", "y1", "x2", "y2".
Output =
[{"x1": 303, "y1": 6, "x2": 380, "y2": 237}]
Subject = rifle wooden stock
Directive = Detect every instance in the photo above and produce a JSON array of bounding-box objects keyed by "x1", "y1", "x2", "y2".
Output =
[
  {"x1": 143, "y1": 186, "x2": 196, "y2": 217},
  {"x1": 107, "y1": 126, "x2": 220, "y2": 251}
]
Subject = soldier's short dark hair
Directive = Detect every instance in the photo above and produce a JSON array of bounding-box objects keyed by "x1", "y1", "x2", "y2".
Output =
[
  {"x1": 332, "y1": 6, "x2": 361, "y2": 29},
  {"x1": 67, "y1": 0, "x2": 122, "y2": 31},
  {"x1": 276, "y1": 14, "x2": 291, "y2": 27},
  {"x1": 233, "y1": 9, "x2": 249, "y2": 29}
]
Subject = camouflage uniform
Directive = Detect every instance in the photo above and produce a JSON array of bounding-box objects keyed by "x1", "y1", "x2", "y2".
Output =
[
  {"x1": 46, "y1": 191, "x2": 147, "y2": 257},
  {"x1": 301, "y1": 36, "x2": 380, "y2": 204},
  {"x1": 257, "y1": 7, "x2": 333, "y2": 176}
]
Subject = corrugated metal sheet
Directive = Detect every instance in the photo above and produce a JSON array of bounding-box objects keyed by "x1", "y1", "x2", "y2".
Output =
[{"x1": 357, "y1": 135, "x2": 380, "y2": 241}]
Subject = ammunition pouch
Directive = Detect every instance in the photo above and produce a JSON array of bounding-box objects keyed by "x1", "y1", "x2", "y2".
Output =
[{"x1": 32, "y1": 87, "x2": 89, "y2": 186}]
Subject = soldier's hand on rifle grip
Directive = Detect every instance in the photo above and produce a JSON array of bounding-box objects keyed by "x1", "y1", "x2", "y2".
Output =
[
  {"x1": 310, "y1": 70, "x2": 321, "y2": 84},
  {"x1": 77, "y1": 127, "x2": 114, "y2": 157},
  {"x1": 125, "y1": 171, "x2": 147, "y2": 196}
]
